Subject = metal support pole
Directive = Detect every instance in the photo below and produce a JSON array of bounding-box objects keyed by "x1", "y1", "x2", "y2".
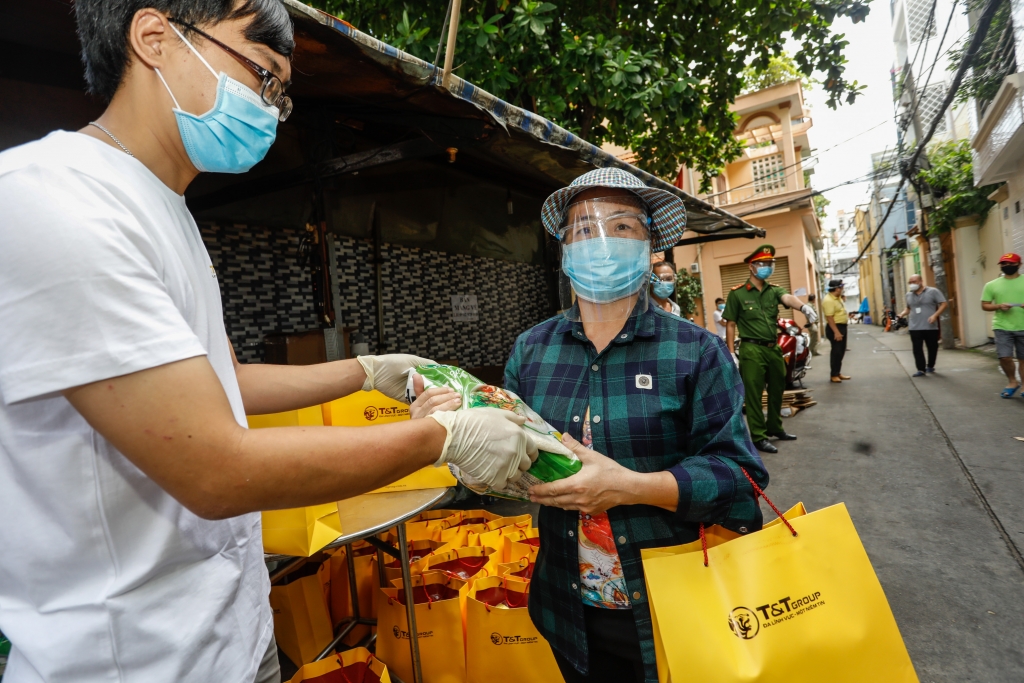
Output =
[
  {"x1": 376, "y1": 547, "x2": 389, "y2": 588},
  {"x1": 346, "y1": 544, "x2": 361, "y2": 623},
  {"x1": 397, "y1": 523, "x2": 424, "y2": 683}
]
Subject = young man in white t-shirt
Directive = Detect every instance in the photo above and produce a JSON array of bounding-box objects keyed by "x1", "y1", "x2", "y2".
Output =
[{"x1": 0, "y1": 3, "x2": 536, "y2": 682}]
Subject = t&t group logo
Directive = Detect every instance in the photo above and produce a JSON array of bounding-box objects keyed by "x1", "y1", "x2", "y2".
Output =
[
  {"x1": 392, "y1": 626, "x2": 433, "y2": 640},
  {"x1": 489, "y1": 632, "x2": 538, "y2": 646},
  {"x1": 728, "y1": 607, "x2": 760, "y2": 639},
  {"x1": 728, "y1": 590, "x2": 825, "y2": 639},
  {"x1": 364, "y1": 405, "x2": 410, "y2": 421}
]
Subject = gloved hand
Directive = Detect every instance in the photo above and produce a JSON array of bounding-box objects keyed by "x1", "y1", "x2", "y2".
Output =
[
  {"x1": 357, "y1": 354, "x2": 435, "y2": 403},
  {"x1": 800, "y1": 304, "x2": 818, "y2": 324},
  {"x1": 427, "y1": 408, "x2": 539, "y2": 490}
]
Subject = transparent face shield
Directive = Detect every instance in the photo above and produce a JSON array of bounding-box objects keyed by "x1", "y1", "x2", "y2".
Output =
[{"x1": 557, "y1": 195, "x2": 652, "y2": 323}]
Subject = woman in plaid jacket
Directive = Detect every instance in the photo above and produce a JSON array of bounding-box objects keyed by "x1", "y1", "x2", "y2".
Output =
[{"x1": 507, "y1": 168, "x2": 767, "y2": 683}]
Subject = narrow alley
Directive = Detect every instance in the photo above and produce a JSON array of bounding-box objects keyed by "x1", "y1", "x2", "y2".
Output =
[{"x1": 764, "y1": 325, "x2": 1024, "y2": 682}]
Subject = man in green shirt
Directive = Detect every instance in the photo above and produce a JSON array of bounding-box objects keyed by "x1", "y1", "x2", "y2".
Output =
[
  {"x1": 723, "y1": 244, "x2": 818, "y2": 453},
  {"x1": 981, "y1": 252, "x2": 1024, "y2": 398}
]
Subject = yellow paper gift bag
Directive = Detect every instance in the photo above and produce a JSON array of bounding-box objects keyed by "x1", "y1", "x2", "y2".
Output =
[
  {"x1": 642, "y1": 502, "x2": 918, "y2": 683},
  {"x1": 464, "y1": 576, "x2": 563, "y2": 683},
  {"x1": 262, "y1": 504, "x2": 343, "y2": 557},
  {"x1": 506, "y1": 528, "x2": 540, "y2": 564},
  {"x1": 422, "y1": 545, "x2": 501, "y2": 583},
  {"x1": 248, "y1": 405, "x2": 344, "y2": 557},
  {"x1": 327, "y1": 542, "x2": 379, "y2": 646},
  {"x1": 377, "y1": 572, "x2": 467, "y2": 683},
  {"x1": 287, "y1": 647, "x2": 391, "y2": 683},
  {"x1": 473, "y1": 514, "x2": 533, "y2": 550},
  {"x1": 270, "y1": 574, "x2": 335, "y2": 667},
  {"x1": 324, "y1": 391, "x2": 457, "y2": 493},
  {"x1": 496, "y1": 546, "x2": 537, "y2": 580},
  {"x1": 404, "y1": 510, "x2": 459, "y2": 541},
  {"x1": 387, "y1": 539, "x2": 449, "y2": 583}
]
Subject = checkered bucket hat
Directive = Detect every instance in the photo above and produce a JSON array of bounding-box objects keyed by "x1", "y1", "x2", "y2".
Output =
[{"x1": 541, "y1": 167, "x2": 688, "y2": 251}]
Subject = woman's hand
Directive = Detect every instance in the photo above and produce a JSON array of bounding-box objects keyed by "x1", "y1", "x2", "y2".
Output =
[
  {"x1": 408, "y1": 373, "x2": 461, "y2": 419},
  {"x1": 529, "y1": 433, "x2": 679, "y2": 514},
  {"x1": 528, "y1": 434, "x2": 641, "y2": 515}
]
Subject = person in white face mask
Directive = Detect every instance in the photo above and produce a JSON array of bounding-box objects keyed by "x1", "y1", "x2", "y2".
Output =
[
  {"x1": 0, "y1": 3, "x2": 535, "y2": 682},
  {"x1": 898, "y1": 274, "x2": 948, "y2": 377}
]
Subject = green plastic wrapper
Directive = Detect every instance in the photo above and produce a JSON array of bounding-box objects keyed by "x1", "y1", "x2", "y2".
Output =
[{"x1": 406, "y1": 364, "x2": 581, "y2": 501}]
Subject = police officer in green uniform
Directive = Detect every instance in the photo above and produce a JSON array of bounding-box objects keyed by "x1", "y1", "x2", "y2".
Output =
[{"x1": 722, "y1": 244, "x2": 818, "y2": 453}]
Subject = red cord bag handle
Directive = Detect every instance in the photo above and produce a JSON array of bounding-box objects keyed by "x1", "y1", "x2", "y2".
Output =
[{"x1": 699, "y1": 468, "x2": 797, "y2": 567}]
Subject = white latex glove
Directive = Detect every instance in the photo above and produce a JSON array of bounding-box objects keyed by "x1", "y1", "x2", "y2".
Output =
[
  {"x1": 427, "y1": 408, "x2": 539, "y2": 490},
  {"x1": 801, "y1": 304, "x2": 818, "y2": 324},
  {"x1": 357, "y1": 354, "x2": 434, "y2": 403}
]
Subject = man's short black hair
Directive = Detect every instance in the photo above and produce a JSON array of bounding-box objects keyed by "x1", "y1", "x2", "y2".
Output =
[
  {"x1": 715, "y1": 297, "x2": 724, "y2": 304},
  {"x1": 76, "y1": 0, "x2": 294, "y2": 103}
]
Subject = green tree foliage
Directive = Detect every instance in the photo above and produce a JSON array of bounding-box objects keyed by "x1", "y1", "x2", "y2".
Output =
[
  {"x1": 674, "y1": 271, "x2": 703, "y2": 318},
  {"x1": 950, "y1": 0, "x2": 1014, "y2": 108},
  {"x1": 309, "y1": 0, "x2": 868, "y2": 189},
  {"x1": 813, "y1": 193, "x2": 831, "y2": 221},
  {"x1": 917, "y1": 140, "x2": 999, "y2": 234},
  {"x1": 741, "y1": 53, "x2": 817, "y2": 94}
]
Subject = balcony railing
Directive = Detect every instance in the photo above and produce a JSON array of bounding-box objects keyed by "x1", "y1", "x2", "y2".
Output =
[{"x1": 972, "y1": 76, "x2": 1024, "y2": 185}]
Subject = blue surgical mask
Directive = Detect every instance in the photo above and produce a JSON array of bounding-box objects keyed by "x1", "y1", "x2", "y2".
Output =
[
  {"x1": 562, "y1": 238, "x2": 650, "y2": 303},
  {"x1": 756, "y1": 265, "x2": 774, "y2": 281},
  {"x1": 717, "y1": 303, "x2": 726, "y2": 311},
  {"x1": 652, "y1": 281, "x2": 676, "y2": 299},
  {"x1": 157, "y1": 25, "x2": 279, "y2": 174}
]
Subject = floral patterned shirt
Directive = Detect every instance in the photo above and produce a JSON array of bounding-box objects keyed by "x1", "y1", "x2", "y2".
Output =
[{"x1": 578, "y1": 407, "x2": 630, "y2": 609}]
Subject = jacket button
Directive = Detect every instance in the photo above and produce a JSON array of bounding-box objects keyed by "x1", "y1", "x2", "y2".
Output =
[
  {"x1": 593, "y1": 415, "x2": 601, "y2": 423},
  {"x1": 620, "y1": 333, "x2": 628, "y2": 339},
  {"x1": 573, "y1": 415, "x2": 580, "y2": 422},
  {"x1": 572, "y1": 583, "x2": 578, "y2": 590},
  {"x1": 632, "y1": 591, "x2": 641, "y2": 600},
  {"x1": 739, "y1": 526, "x2": 749, "y2": 533},
  {"x1": 591, "y1": 364, "x2": 599, "y2": 371},
  {"x1": 568, "y1": 530, "x2": 574, "y2": 537},
  {"x1": 617, "y1": 536, "x2": 627, "y2": 545}
]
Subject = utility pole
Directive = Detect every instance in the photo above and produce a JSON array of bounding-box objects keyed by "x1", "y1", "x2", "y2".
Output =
[{"x1": 923, "y1": 216, "x2": 956, "y2": 349}]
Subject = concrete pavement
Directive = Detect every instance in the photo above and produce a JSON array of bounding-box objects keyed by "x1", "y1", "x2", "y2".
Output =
[{"x1": 764, "y1": 324, "x2": 1024, "y2": 682}]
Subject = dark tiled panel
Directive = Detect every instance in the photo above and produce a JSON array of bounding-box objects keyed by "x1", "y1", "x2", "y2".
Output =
[{"x1": 201, "y1": 224, "x2": 553, "y2": 367}]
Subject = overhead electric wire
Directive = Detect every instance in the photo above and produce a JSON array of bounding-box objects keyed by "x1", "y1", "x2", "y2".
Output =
[
  {"x1": 836, "y1": 0, "x2": 1006, "y2": 274},
  {"x1": 704, "y1": 117, "x2": 893, "y2": 200},
  {"x1": 732, "y1": 163, "x2": 901, "y2": 218}
]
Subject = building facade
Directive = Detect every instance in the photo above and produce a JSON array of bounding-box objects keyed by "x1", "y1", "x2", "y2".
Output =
[{"x1": 672, "y1": 80, "x2": 822, "y2": 332}]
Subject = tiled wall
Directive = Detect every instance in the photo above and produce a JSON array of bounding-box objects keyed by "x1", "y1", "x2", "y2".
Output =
[{"x1": 201, "y1": 223, "x2": 555, "y2": 367}]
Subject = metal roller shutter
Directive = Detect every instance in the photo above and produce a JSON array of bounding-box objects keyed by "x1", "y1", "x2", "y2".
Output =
[{"x1": 719, "y1": 256, "x2": 792, "y2": 315}]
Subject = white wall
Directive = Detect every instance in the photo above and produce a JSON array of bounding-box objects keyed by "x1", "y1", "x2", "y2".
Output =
[{"x1": 952, "y1": 221, "x2": 992, "y2": 347}]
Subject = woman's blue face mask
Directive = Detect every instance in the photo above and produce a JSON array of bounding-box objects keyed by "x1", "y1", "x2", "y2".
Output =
[{"x1": 562, "y1": 237, "x2": 651, "y2": 303}]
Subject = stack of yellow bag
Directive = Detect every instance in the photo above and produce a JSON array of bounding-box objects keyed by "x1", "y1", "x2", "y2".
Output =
[{"x1": 374, "y1": 511, "x2": 564, "y2": 683}]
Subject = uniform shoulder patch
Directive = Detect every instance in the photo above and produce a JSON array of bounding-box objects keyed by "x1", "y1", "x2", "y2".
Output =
[{"x1": 730, "y1": 283, "x2": 744, "y2": 290}]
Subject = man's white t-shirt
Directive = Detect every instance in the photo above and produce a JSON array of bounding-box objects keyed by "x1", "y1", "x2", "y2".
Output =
[
  {"x1": 713, "y1": 309, "x2": 727, "y2": 339},
  {"x1": 0, "y1": 131, "x2": 272, "y2": 683}
]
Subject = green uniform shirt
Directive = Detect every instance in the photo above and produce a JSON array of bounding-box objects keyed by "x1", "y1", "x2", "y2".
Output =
[
  {"x1": 723, "y1": 280, "x2": 788, "y2": 341},
  {"x1": 981, "y1": 275, "x2": 1024, "y2": 331}
]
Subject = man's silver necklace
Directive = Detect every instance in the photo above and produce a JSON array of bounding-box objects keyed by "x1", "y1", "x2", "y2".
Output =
[{"x1": 88, "y1": 122, "x2": 134, "y2": 157}]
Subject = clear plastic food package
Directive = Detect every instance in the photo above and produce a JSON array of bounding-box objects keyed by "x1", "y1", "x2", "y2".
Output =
[{"x1": 406, "y1": 364, "x2": 580, "y2": 501}]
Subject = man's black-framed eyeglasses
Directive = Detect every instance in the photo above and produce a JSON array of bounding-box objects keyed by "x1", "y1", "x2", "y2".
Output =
[{"x1": 169, "y1": 19, "x2": 293, "y2": 122}]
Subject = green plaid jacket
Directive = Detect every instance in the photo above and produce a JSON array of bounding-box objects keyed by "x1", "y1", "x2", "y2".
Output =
[{"x1": 505, "y1": 303, "x2": 768, "y2": 682}]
